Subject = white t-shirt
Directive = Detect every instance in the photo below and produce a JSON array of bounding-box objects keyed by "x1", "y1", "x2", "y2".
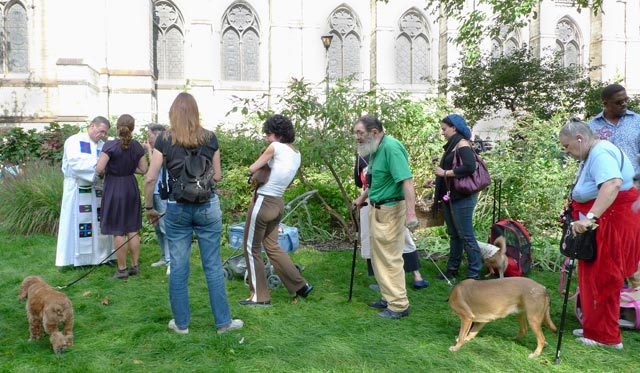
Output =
[{"x1": 257, "y1": 142, "x2": 301, "y2": 197}]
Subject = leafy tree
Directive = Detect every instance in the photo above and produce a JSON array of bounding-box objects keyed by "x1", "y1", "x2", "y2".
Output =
[
  {"x1": 228, "y1": 78, "x2": 448, "y2": 236},
  {"x1": 448, "y1": 47, "x2": 600, "y2": 122},
  {"x1": 417, "y1": 0, "x2": 603, "y2": 59}
]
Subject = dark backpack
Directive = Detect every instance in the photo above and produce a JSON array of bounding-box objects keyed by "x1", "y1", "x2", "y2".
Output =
[{"x1": 170, "y1": 146, "x2": 215, "y2": 204}]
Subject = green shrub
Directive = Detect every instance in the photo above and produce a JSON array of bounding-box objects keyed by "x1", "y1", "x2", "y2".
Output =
[
  {"x1": 0, "y1": 122, "x2": 79, "y2": 166},
  {"x1": 0, "y1": 161, "x2": 63, "y2": 235}
]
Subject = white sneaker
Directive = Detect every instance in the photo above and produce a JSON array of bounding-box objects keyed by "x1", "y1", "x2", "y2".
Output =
[
  {"x1": 166, "y1": 264, "x2": 171, "y2": 276},
  {"x1": 168, "y1": 319, "x2": 188, "y2": 334},
  {"x1": 575, "y1": 337, "x2": 623, "y2": 349},
  {"x1": 572, "y1": 329, "x2": 583, "y2": 336},
  {"x1": 217, "y1": 319, "x2": 244, "y2": 334},
  {"x1": 151, "y1": 259, "x2": 167, "y2": 267}
]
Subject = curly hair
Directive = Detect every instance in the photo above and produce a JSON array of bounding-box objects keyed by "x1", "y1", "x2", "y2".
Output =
[
  {"x1": 116, "y1": 114, "x2": 135, "y2": 150},
  {"x1": 263, "y1": 114, "x2": 295, "y2": 143}
]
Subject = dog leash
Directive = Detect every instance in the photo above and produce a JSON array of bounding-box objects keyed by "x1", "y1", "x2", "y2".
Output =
[
  {"x1": 56, "y1": 213, "x2": 165, "y2": 290},
  {"x1": 427, "y1": 254, "x2": 455, "y2": 289}
]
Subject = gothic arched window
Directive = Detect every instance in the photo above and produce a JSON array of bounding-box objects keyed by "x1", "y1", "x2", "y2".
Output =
[
  {"x1": 1, "y1": 1, "x2": 29, "y2": 73},
  {"x1": 327, "y1": 6, "x2": 361, "y2": 81},
  {"x1": 395, "y1": 9, "x2": 431, "y2": 85},
  {"x1": 221, "y1": 1, "x2": 260, "y2": 81},
  {"x1": 490, "y1": 27, "x2": 520, "y2": 59},
  {"x1": 555, "y1": 18, "x2": 581, "y2": 67},
  {"x1": 153, "y1": 0, "x2": 184, "y2": 80}
]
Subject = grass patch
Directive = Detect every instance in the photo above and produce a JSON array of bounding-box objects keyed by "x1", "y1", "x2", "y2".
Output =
[{"x1": 1, "y1": 228, "x2": 638, "y2": 372}]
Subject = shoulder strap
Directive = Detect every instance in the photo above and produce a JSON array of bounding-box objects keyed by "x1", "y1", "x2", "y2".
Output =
[{"x1": 619, "y1": 147, "x2": 624, "y2": 171}]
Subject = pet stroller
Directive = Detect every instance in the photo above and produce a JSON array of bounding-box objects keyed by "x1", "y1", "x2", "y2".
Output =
[
  {"x1": 223, "y1": 190, "x2": 317, "y2": 289},
  {"x1": 487, "y1": 179, "x2": 533, "y2": 277}
]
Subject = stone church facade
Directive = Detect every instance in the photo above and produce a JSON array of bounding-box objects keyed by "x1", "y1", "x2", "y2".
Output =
[{"x1": 0, "y1": 0, "x2": 638, "y2": 130}]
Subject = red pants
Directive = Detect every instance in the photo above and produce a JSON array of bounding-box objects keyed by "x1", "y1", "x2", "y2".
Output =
[{"x1": 574, "y1": 188, "x2": 640, "y2": 344}]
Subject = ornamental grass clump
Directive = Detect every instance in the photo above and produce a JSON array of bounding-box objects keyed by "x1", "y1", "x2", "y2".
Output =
[{"x1": 0, "y1": 160, "x2": 63, "y2": 235}]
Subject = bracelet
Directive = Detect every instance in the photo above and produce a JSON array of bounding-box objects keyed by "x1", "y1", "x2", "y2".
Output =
[{"x1": 145, "y1": 207, "x2": 153, "y2": 211}]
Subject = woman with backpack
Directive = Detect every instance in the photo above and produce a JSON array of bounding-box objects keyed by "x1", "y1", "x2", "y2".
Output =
[
  {"x1": 240, "y1": 114, "x2": 313, "y2": 307},
  {"x1": 144, "y1": 92, "x2": 243, "y2": 335}
]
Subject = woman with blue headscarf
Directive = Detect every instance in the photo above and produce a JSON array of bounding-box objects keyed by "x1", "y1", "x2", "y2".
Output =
[{"x1": 431, "y1": 114, "x2": 483, "y2": 280}]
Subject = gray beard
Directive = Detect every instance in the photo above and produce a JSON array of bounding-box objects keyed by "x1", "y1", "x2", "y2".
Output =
[{"x1": 358, "y1": 135, "x2": 381, "y2": 157}]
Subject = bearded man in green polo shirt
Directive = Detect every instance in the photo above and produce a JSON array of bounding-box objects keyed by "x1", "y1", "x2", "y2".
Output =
[{"x1": 353, "y1": 114, "x2": 418, "y2": 319}]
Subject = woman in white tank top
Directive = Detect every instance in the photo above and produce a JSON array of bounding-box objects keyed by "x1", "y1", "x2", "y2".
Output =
[{"x1": 240, "y1": 114, "x2": 313, "y2": 307}]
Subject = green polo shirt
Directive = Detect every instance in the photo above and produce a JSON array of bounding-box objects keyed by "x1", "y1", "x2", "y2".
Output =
[{"x1": 368, "y1": 135, "x2": 412, "y2": 204}]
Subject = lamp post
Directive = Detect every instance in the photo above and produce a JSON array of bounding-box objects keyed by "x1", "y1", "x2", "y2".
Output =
[{"x1": 321, "y1": 35, "x2": 333, "y2": 102}]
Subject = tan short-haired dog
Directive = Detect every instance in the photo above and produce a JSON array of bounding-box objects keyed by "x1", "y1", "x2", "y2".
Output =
[
  {"x1": 477, "y1": 236, "x2": 508, "y2": 278},
  {"x1": 448, "y1": 277, "x2": 557, "y2": 358},
  {"x1": 18, "y1": 276, "x2": 74, "y2": 354}
]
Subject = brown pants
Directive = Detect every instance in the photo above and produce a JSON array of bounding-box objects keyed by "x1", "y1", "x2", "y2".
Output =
[{"x1": 243, "y1": 194, "x2": 306, "y2": 302}]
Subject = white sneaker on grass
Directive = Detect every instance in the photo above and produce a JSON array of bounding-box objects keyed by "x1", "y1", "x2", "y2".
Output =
[
  {"x1": 151, "y1": 259, "x2": 167, "y2": 267},
  {"x1": 575, "y1": 337, "x2": 623, "y2": 349},
  {"x1": 168, "y1": 319, "x2": 188, "y2": 334},
  {"x1": 572, "y1": 329, "x2": 583, "y2": 336},
  {"x1": 166, "y1": 264, "x2": 170, "y2": 276},
  {"x1": 217, "y1": 319, "x2": 244, "y2": 334}
]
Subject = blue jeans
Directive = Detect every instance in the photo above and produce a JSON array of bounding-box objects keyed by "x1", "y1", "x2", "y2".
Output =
[
  {"x1": 153, "y1": 194, "x2": 170, "y2": 263},
  {"x1": 443, "y1": 194, "x2": 483, "y2": 278},
  {"x1": 165, "y1": 194, "x2": 231, "y2": 329}
]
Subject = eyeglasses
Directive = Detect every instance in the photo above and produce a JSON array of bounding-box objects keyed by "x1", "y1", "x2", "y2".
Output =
[
  {"x1": 611, "y1": 97, "x2": 630, "y2": 106},
  {"x1": 353, "y1": 130, "x2": 368, "y2": 138}
]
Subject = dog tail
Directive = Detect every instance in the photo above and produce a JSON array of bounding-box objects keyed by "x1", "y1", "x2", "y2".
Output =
[
  {"x1": 493, "y1": 236, "x2": 507, "y2": 256},
  {"x1": 543, "y1": 288, "x2": 558, "y2": 332}
]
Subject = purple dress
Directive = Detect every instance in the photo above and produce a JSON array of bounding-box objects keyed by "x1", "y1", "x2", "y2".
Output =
[{"x1": 100, "y1": 139, "x2": 145, "y2": 235}]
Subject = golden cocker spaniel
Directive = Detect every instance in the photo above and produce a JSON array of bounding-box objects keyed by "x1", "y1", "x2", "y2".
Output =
[{"x1": 19, "y1": 276, "x2": 74, "y2": 354}]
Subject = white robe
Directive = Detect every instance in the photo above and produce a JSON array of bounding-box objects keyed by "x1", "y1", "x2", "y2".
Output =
[{"x1": 55, "y1": 131, "x2": 113, "y2": 266}]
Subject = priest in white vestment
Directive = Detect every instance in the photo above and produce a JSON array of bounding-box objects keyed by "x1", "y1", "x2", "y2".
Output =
[{"x1": 56, "y1": 117, "x2": 114, "y2": 266}]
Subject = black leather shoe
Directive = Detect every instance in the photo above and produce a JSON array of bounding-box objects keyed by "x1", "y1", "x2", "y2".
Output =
[
  {"x1": 465, "y1": 275, "x2": 480, "y2": 280},
  {"x1": 377, "y1": 307, "x2": 409, "y2": 319},
  {"x1": 239, "y1": 299, "x2": 272, "y2": 307},
  {"x1": 296, "y1": 283, "x2": 314, "y2": 298},
  {"x1": 368, "y1": 299, "x2": 388, "y2": 309}
]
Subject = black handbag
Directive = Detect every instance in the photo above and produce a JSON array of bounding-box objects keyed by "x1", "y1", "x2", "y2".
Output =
[{"x1": 559, "y1": 205, "x2": 597, "y2": 261}]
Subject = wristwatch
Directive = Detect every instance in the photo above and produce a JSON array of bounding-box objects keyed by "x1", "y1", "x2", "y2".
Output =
[{"x1": 586, "y1": 212, "x2": 598, "y2": 220}]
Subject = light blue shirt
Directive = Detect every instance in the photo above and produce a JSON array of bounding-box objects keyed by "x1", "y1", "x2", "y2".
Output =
[
  {"x1": 572, "y1": 140, "x2": 634, "y2": 203},
  {"x1": 588, "y1": 110, "x2": 640, "y2": 173}
]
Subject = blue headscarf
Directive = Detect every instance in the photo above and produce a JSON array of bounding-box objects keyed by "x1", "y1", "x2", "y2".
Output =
[{"x1": 444, "y1": 114, "x2": 471, "y2": 140}]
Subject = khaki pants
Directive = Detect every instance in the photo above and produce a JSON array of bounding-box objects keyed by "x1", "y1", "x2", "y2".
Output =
[{"x1": 369, "y1": 201, "x2": 409, "y2": 312}]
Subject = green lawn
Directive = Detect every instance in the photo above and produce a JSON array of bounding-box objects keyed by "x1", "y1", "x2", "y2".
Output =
[{"x1": 1, "y1": 230, "x2": 637, "y2": 372}]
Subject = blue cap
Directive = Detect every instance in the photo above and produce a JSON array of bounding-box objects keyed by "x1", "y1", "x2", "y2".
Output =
[{"x1": 444, "y1": 114, "x2": 471, "y2": 140}]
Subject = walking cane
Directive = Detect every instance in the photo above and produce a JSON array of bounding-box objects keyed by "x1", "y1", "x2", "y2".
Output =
[
  {"x1": 348, "y1": 204, "x2": 360, "y2": 302},
  {"x1": 554, "y1": 250, "x2": 577, "y2": 365}
]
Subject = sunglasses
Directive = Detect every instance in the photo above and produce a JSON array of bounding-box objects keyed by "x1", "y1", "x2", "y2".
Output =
[{"x1": 610, "y1": 97, "x2": 629, "y2": 106}]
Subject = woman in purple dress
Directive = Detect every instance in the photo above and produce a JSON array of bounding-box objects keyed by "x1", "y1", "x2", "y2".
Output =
[{"x1": 96, "y1": 114, "x2": 147, "y2": 279}]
